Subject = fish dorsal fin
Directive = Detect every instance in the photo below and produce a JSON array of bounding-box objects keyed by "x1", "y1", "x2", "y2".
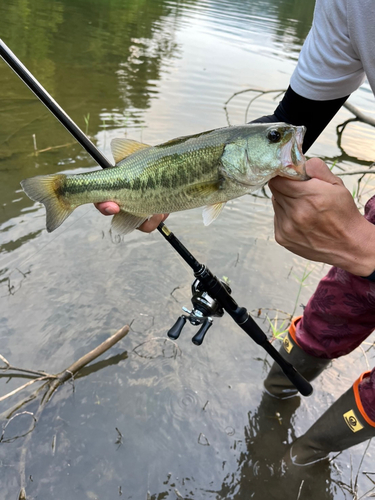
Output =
[
  {"x1": 111, "y1": 138, "x2": 151, "y2": 163},
  {"x1": 202, "y1": 202, "x2": 226, "y2": 226}
]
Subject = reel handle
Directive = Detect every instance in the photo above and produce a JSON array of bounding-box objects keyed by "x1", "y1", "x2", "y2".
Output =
[
  {"x1": 192, "y1": 318, "x2": 213, "y2": 346},
  {"x1": 167, "y1": 315, "x2": 187, "y2": 340}
]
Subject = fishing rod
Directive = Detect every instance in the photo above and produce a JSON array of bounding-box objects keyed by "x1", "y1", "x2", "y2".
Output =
[{"x1": 0, "y1": 39, "x2": 313, "y2": 397}]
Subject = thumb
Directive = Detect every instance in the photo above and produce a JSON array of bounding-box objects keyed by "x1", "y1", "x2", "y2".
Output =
[{"x1": 305, "y1": 158, "x2": 343, "y2": 185}]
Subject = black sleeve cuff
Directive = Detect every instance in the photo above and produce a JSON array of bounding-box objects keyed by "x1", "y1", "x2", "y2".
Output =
[
  {"x1": 250, "y1": 86, "x2": 350, "y2": 153},
  {"x1": 362, "y1": 270, "x2": 375, "y2": 281}
]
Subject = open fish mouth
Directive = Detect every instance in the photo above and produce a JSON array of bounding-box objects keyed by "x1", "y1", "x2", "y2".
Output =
[{"x1": 280, "y1": 125, "x2": 308, "y2": 179}]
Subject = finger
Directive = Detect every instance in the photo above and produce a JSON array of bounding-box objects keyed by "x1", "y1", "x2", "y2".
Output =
[
  {"x1": 94, "y1": 201, "x2": 120, "y2": 215},
  {"x1": 269, "y1": 165, "x2": 340, "y2": 199},
  {"x1": 269, "y1": 181, "x2": 300, "y2": 209},
  {"x1": 305, "y1": 158, "x2": 343, "y2": 185},
  {"x1": 138, "y1": 213, "x2": 169, "y2": 233},
  {"x1": 268, "y1": 175, "x2": 306, "y2": 197}
]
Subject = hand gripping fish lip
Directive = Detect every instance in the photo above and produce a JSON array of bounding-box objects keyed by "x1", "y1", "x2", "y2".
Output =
[{"x1": 280, "y1": 125, "x2": 308, "y2": 179}]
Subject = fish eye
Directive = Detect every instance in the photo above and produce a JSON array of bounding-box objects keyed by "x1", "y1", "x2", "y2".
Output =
[{"x1": 267, "y1": 130, "x2": 282, "y2": 143}]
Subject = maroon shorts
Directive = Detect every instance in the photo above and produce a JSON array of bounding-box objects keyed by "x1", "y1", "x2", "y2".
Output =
[{"x1": 294, "y1": 195, "x2": 375, "y2": 423}]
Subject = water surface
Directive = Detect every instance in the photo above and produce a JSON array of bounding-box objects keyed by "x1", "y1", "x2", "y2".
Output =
[{"x1": 1, "y1": 0, "x2": 375, "y2": 498}]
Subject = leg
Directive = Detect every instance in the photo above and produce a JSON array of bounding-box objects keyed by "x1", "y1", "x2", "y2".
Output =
[
  {"x1": 266, "y1": 195, "x2": 375, "y2": 397},
  {"x1": 287, "y1": 370, "x2": 375, "y2": 465}
]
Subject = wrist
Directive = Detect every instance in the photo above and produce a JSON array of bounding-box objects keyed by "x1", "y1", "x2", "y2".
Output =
[{"x1": 338, "y1": 218, "x2": 375, "y2": 277}]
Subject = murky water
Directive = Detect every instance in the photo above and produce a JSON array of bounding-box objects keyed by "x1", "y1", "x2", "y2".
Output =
[{"x1": 1, "y1": 0, "x2": 375, "y2": 498}]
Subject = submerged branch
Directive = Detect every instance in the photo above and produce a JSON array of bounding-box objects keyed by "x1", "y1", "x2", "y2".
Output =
[
  {"x1": 1, "y1": 353, "x2": 54, "y2": 379},
  {"x1": 224, "y1": 87, "x2": 375, "y2": 131},
  {"x1": 44, "y1": 325, "x2": 130, "y2": 401},
  {"x1": 223, "y1": 88, "x2": 286, "y2": 125},
  {"x1": 0, "y1": 376, "x2": 51, "y2": 403},
  {"x1": 0, "y1": 325, "x2": 129, "y2": 500},
  {"x1": 337, "y1": 169, "x2": 375, "y2": 176},
  {"x1": 343, "y1": 101, "x2": 375, "y2": 127}
]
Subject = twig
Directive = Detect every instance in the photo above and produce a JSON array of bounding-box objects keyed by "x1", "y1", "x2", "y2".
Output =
[
  {"x1": 0, "y1": 411, "x2": 36, "y2": 443},
  {"x1": 359, "y1": 346, "x2": 371, "y2": 371},
  {"x1": 296, "y1": 480, "x2": 304, "y2": 500},
  {"x1": 343, "y1": 102, "x2": 375, "y2": 127},
  {"x1": 224, "y1": 87, "x2": 375, "y2": 133},
  {"x1": 0, "y1": 376, "x2": 52, "y2": 403},
  {"x1": 356, "y1": 440, "x2": 373, "y2": 498},
  {"x1": 44, "y1": 325, "x2": 130, "y2": 402},
  {"x1": 0, "y1": 328, "x2": 131, "y2": 404},
  {"x1": 1, "y1": 353, "x2": 52, "y2": 378},
  {"x1": 337, "y1": 170, "x2": 375, "y2": 176},
  {"x1": 28, "y1": 141, "x2": 76, "y2": 156},
  {"x1": 223, "y1": 88, "x2": 286, "y2": 125}
]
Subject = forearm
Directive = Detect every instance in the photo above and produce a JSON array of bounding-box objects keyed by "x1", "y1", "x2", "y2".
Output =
[
  {"x1": 252, "y1": 86, "x2": 349, "y2": 152},
  {"x1": 321, "y1": 217, "x2": 375, "y2": 277},
  {"x1": 351, "y1": 222, "x2": 375, "y2": 277}
]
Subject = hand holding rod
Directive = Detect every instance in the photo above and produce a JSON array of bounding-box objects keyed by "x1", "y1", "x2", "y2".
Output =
[
  {"x1": 0, "y1": 39, "x2": 312, "y2": 397},
  {"x1": 157, "y1": 223, "x2": 313, "y2": 397}
]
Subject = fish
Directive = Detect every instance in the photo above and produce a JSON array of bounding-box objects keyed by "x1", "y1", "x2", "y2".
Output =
[{"x1": 20, "y1": 122, "x2": 306, "y2": 234}]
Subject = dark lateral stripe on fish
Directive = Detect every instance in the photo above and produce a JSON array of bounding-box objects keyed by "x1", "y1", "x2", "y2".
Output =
[
  {"x1": 63, "y1": 171, "x2": 178, "y2": 195},
  {"x1": 64, "y1": 157, "x2": 220, "y2": 196}
]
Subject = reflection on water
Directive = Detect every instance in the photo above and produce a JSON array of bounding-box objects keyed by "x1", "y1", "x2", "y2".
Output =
[{"x1": 1, "y1": 0, "x2": 375, "y2": 498}]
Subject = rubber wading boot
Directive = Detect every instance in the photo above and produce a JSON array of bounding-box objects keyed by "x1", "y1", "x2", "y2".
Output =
[
  {"x1": 264, "y1": 317, "x2": 330, "y2": 399},
  {"x1": 286, "y1": 371, "x2": 375, "y2": 465}
]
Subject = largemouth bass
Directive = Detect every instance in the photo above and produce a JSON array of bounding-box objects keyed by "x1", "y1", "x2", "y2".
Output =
[{"x1": 21, "y1": 123, "x2": 306, "y2": 234}]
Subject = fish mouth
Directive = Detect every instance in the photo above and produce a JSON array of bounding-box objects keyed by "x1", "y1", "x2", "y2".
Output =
[{"x1": 280, "y1": 126, "x2": 308, "y2": 180}]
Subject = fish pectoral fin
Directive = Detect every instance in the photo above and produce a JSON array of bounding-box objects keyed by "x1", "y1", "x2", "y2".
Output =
[
  {"x1": 111, "y1": 138, "x2": 152, "y2": 163},
  {"x1": 202, "y1": 202, "x2": 226, "y2": 226},
  {"x1": 111, "y1": 210, "x2": 149, "y2": 235}
]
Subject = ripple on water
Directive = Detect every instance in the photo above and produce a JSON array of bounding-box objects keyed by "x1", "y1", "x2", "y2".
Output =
[
  {"x1": 166, "y1": 386, "x2": 203, "y2": 423},
  {"x1": 133, "y1": 337, "x2": 182, "y2": 360}
]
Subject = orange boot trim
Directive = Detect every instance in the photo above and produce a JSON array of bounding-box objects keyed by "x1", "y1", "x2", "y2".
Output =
[
  {"x1": 288, "y1": 316, "x2": 303, "y2": 347},
  {"x1": 353, "y1": 371, "x2": 375, "y2": 427}
]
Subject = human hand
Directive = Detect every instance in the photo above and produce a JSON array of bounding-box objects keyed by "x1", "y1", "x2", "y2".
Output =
[
  {"x1": 268, "y1": 158, "x2": 375, "y2": 276},
  {"x1": 94, "y1": 202, "x2": 169, "y2": 232}
]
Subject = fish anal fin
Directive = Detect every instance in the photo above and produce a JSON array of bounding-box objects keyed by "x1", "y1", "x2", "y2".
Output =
[
  {"x1": 202, "y1": 202, "x2": 226, "y2": 226},
  {"x1": 111, "y1": 138, "x2": 151, "y2": 163},
  {"x1": 111, "y1": 210, "x2": 149, "y2": 235}
]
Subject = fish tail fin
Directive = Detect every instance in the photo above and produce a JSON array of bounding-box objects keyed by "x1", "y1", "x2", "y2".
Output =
[{"x1": 20, "y1": 174, "x2": 74, "y2": 232}]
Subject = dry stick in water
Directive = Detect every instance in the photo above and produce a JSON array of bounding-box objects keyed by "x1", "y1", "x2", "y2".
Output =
[
  {"x1": 44, "y1": 324, "x2": 129, "y2": 401},
  {"x1": 10, "y1": 325, "x2": 130, "y2": 500}
]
